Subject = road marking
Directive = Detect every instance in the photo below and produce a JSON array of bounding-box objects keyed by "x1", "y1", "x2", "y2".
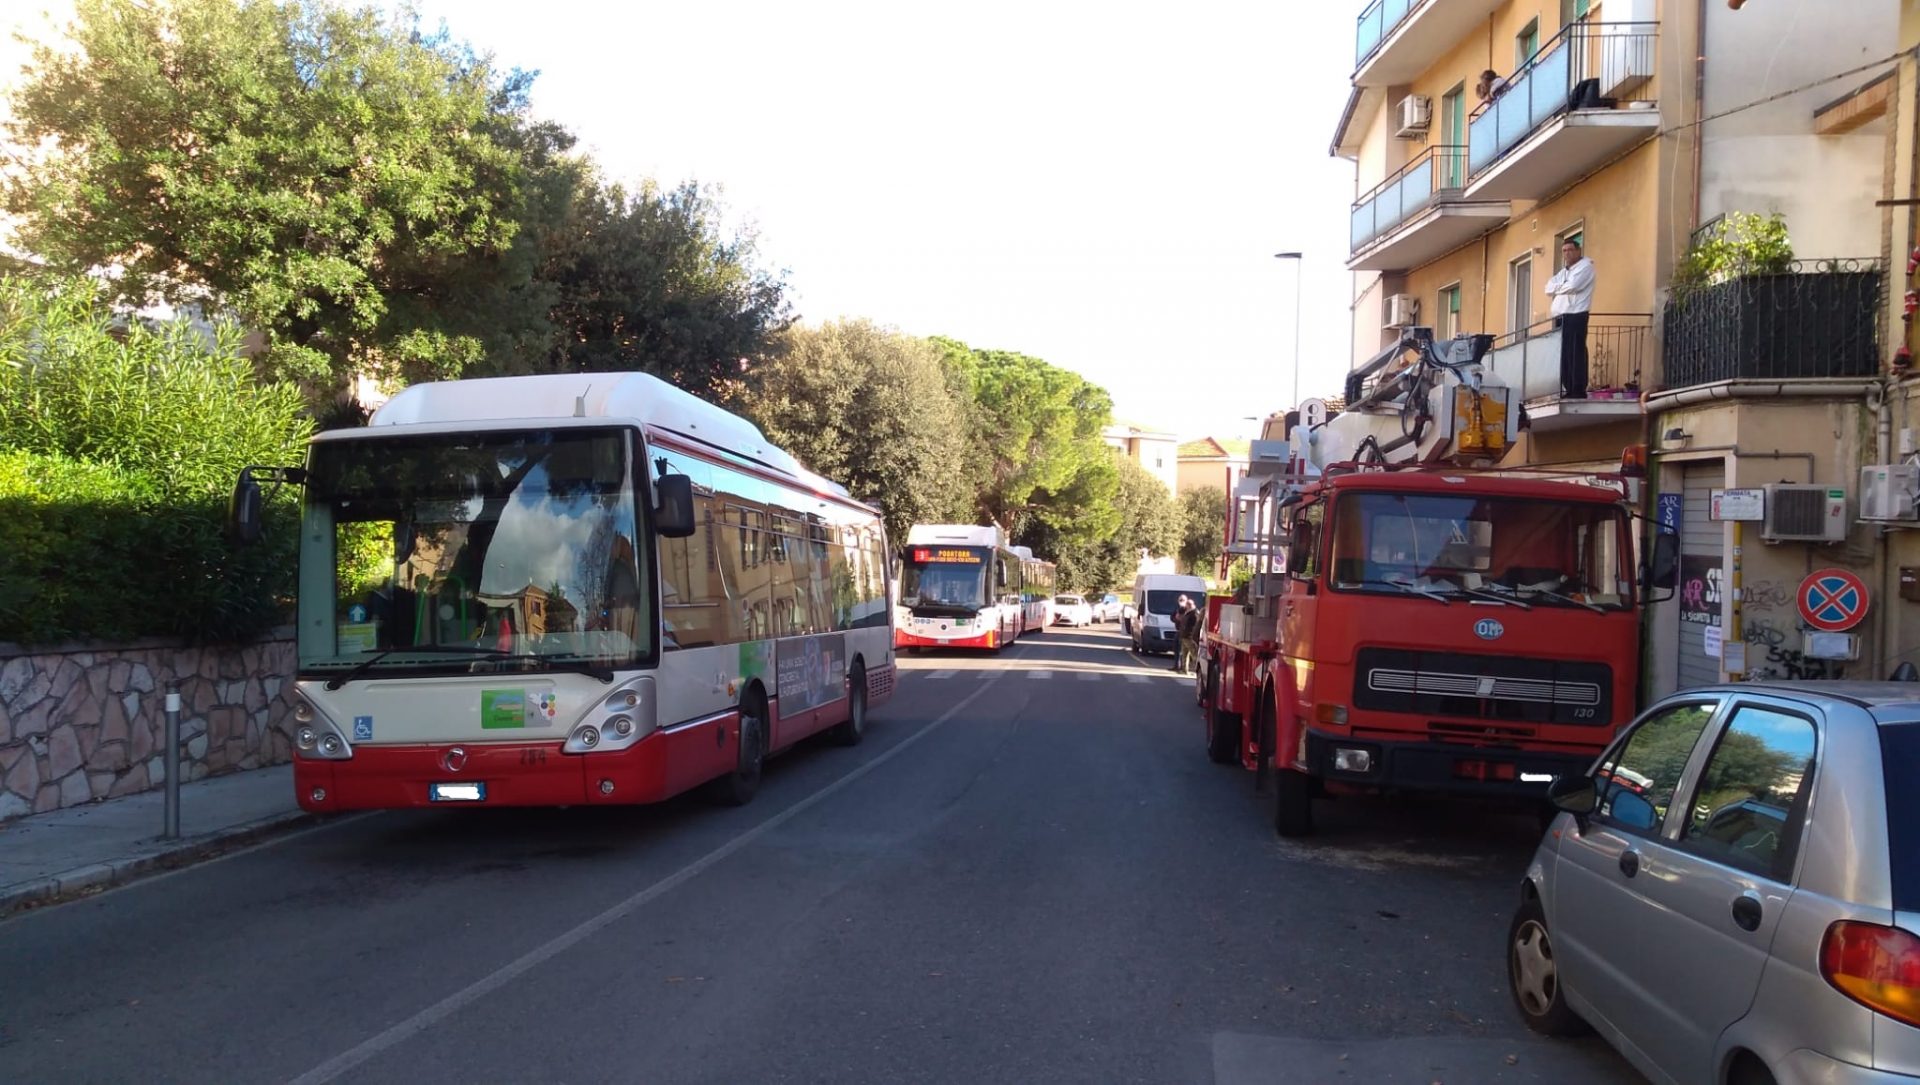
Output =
[
  {"x1": 1077, "y1": 671, "x2": 1101, "y2": 681},
  {"x1": 1027, "y1": 670, "x2": 1051, "y2": 679},
  {"x1": 1126, "y1": 675, "x2": 1151, "y2": 684},
  {"x1": 928, "y1": 669, "x2": 957, "y2": 679},
  {"x1": 288, "y1": 667, "x2": 1009, "y2": 1085}
]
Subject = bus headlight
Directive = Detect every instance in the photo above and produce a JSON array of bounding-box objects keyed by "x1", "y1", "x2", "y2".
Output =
[
  {"x1": 318, "y1": 734, "x2": 345, "y2": 758},
  {"x1": 293, "y1": 700, "x2": 314, "y2": 724},
  {"x1": 296, "y1": 727, "x2": 318, "y2": 750},
  {"x1": 610, "y1": 715, "x2": 634, "y2": 738},
  {"x1": 565, "y1": 725, "x2": 602, "y2": 753}
]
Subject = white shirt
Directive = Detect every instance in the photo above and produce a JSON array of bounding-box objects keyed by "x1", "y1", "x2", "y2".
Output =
[{"x1": 1546, "y1": 257, "x2": 1595, "y2": 316}]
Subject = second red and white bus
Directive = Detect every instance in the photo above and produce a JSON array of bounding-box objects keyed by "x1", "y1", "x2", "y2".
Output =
[{"x1": 894, "y1": 524, "x2": 1053, "y2": 650}]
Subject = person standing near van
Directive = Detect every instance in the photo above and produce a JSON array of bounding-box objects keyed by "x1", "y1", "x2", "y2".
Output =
[{"x1": 1175, "y1": 596, "x2": 1202, "y2": 674}]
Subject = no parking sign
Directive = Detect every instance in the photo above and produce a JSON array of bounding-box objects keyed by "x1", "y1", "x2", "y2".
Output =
[{"x1": 1797, "y1": 568, "x2": 1870, "y2": 632}]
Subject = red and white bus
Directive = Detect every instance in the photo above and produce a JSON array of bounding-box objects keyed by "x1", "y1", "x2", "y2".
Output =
[
  {"x1": 231, "y1": 372, "x2": 896, "y2": 812},
  {"x1": 894, "y1": 524, "x2": 1047, "y2": 650}
]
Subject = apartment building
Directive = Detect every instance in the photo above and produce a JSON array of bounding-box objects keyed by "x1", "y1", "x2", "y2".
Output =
[
  {"x1": 1103, "y1": 421, "x2": 1181, "y2": 495},
  {"x1": 1175, "y1": 437, "x2": 1252, "y2": 496},
  {"x1": 1331, "y1": 0, "x2": 1904, "y2": 696}
]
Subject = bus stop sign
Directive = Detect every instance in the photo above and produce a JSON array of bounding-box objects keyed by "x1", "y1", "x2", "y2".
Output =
[{"x1": 1798, "y1": 568, "x2": 1869, "y2": 632}]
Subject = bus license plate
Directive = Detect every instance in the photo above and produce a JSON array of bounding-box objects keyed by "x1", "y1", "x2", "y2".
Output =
[{"x1": 430, "y1": 782, "x2": 486, "y2": 802}]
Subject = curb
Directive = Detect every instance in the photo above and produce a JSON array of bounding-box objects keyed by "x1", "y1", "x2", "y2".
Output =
[{"x1": 0, "y1": 809, "x2": 319, "y2": 919}]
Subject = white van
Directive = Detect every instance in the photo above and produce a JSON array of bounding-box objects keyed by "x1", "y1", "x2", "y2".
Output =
[{"x1": 1129, "y1": 573, "x2": 1209, "y2": 656}]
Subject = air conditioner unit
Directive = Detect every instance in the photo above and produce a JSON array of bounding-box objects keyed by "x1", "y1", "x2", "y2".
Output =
[
  {"x1": 1761, "y1": 483, "x2": 1847, "y2": 543},
  {"x1": 1860, "y1": 464, "x2": 1920, "y2": 522},
  {"x1": 1395, "y1": 95, "x2": 1432, "y2": 138},
  {"x1": 1383, "y1": 293, "x2": 1418, "y2": 328}
]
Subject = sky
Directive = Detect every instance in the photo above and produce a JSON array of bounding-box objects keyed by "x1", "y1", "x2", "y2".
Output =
[{"x1": 402, "y1": 0, "x2": 1362, "y2": 442}]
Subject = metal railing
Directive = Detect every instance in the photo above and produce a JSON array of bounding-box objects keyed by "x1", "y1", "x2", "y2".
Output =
[
  {"x1": 1355, "y1": 0, "x2": 1421, "y2": 68},
  {"x1": 1488, "y1": 313, "x2": 1651, "y2": 403},
  {"x1": 1350, "y1": 145, "x2": 1469, "y2": 255},
  {"x1": 1662, "y1": 260, "x2": 1884, "y2": 388},
  {"x1": 1467, "y1": 20, "x2": 1658, "y2": 178}
]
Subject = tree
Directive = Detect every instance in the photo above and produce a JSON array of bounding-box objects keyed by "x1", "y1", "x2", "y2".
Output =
[
  {"x1": 1179, "y1": 486, "x2": 1227, "y2": 576},
  {"x1": 932, "y1": 337, "x2": 1117, "y2": 543},
  {"x1": 4, "y1": 0, "x2": 556, "y2": 394},
  {"x1": 1023, "y1": 456, "x2": 1177, "y2": 594},
  {"x1": 530, "y1": 179, "x2": 791, "y2": 400},
  {"x1": 741, "y1": 320, "x2": 971, "y2": 542}
]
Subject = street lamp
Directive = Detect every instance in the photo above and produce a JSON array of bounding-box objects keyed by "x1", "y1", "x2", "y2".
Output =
[{"x1": 1274, "y1": 252, "x2": 1303, "y2": 408}]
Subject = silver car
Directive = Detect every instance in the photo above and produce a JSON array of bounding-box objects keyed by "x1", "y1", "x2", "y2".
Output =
[{"x1": 1511, "y1": 682, "x2": 1920, "y2": 1084}]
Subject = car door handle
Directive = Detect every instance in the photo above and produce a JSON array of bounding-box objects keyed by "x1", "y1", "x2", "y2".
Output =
[
  {"x1": 1618, "y1": 850, "x2": 1640, "y2": 878},
  {"x1": 1731, "y1": 895, "x2": 1764, "y2": 932}
]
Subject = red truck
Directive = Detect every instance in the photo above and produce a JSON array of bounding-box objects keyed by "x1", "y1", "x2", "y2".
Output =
[{"x1": 1199, "y1": 330, "x2": 1674, "y2": 835}]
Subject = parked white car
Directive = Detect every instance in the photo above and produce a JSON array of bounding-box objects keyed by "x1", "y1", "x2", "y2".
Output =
[
  {"x1": 1090, "y1": 593, "x2": 1124, "y2": 622},
  {"x1": 1051, "y1": 594, "x2": 1093, "y2": 627}
]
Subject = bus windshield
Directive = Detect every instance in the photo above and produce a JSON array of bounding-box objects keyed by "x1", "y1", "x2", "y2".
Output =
[
  {"x1": 901, "y1": 546, "x2": 990, "y2": 615},
  {"x1": 1327, "y1": 492, "x2": 1629, "y2": 609},
  {"x1": 297, "y1": 427, "x2": 651, "y2": 676}
]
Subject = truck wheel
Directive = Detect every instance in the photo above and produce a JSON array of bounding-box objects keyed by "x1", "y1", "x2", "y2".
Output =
[
  {"x1": 1273, "y1": 767, "x2": 1314, "y2": 836},
  {"x1": 1206, "y1": 669, "x2": 1240, "y2": 766}
]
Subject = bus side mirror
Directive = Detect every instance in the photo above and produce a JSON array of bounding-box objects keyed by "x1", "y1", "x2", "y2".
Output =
[
  {"x1": 1642, "y1": 533, "x2": 1678, "y2": 600},
  {"x1": 654, "y1": 474, "x2": 696, "y2": 538},
  {"x1": 227, "y1": 469, "x2": 265, "y2": 546}
]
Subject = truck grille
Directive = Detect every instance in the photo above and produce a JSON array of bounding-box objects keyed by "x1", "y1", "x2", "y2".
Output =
[{"x1": 1354, "y1": 648, "x2": 1612, "y2": 726}]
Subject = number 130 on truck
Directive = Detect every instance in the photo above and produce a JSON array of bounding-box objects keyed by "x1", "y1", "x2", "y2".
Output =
[{"x1": 1197, "y1": 329, "x2": 1676, "y2": 835}]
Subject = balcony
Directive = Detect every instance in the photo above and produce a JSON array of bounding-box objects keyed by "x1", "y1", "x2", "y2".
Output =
[
  {"x1": 1463, "y1": 21, "x2": 1660, "y2": 201},
  {"x1": 1486, "y1": 314, "x2": 1651, "y2": 432},
  {"x1": 1354, "y1": 0, "x2": 1505, "y2": 87},
  {"x1": 1349, "y1": 146, "x2": 1509, "y2": 272},
  {"x1": 1662, "y1": 261, "x2": 1884, "y2": 388}
]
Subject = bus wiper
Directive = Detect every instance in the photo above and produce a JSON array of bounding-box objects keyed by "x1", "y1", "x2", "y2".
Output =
[
  {"x1": 474, "y1": 654, "x2": 616, "y2": 684},
  {"x1": 325, "y1": 645, "x2": 511, "y2": 690}
]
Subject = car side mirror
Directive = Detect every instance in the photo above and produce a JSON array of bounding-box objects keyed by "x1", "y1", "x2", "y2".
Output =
[
  {"x1": 1546, "y1": 774, "x2": 1598, "y2": 816},
  {"x1": 654, "y1": 473, "x2": 696, "y2": 538},
  {"x1": 227, "y1": 468, "x2": 266, "y2": 546}
]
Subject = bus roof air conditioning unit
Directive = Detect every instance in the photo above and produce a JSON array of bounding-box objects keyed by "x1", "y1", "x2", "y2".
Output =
[
  {"x1": 1395, "y1": 95, "x2": 1431, "y2": 138},
  {"x1": 1383, "y1": 293, "x2": 1418, "y2": 329},
  {"x1": 1762, "y1": 483, "x2": 1847, "y2": 543}
]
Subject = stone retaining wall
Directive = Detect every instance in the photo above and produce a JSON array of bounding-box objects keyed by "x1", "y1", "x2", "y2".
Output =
[{"x1": 0, "y1": 634, "x2": 296, "y2": 822}]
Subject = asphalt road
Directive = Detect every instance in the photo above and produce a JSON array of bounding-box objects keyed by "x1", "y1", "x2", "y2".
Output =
[{"x1": 0, "y1": 626, "x2": 1641, "y2": 1084}]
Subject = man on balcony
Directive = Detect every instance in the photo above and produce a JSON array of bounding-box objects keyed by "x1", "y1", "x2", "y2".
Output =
[{"x1": 1545, "y1": 239, "x2": 1596, "y2": 398}]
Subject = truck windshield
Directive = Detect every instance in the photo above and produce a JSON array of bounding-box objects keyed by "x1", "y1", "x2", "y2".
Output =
[
  {"x1": 1327, "y1": 492, "x2": 1629, "y2": 609},
  {"x1": 901, "y1": 547, "x2": 990, "y2": 615},
  {"x1": 296, "y1": 427, "x2": 651, "y2": 677}
]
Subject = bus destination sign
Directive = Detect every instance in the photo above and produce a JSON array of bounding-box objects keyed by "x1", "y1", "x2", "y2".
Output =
[{"x1": 912, "y1": 547, "x2": 982, "y2": 564}]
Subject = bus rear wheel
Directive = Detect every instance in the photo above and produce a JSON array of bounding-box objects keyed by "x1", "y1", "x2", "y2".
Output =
[
  {"x1": 831, "y1": 665, "x2": 868, "y2": 747},
  {"x1": 709, "y1": 694, "x2": 767, "y2": 806}
]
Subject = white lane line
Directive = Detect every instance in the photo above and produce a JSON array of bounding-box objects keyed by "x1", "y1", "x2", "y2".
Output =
[
  {"x1": 928, "y1": 669, "x2": 958, "y2": 679},
  {"x1": 1126, "y1": 675, "x2": 1151, "y2": 684},
  {"x1": 1077, "y1": 671, "x2": 1101, "y2": 681},
  {"x1": 1027, "y1": 670, "x2": 1052, "y2": 679},
  {"x1": 289, "y1": 668, "x2": 1009, "y2": 1085}
]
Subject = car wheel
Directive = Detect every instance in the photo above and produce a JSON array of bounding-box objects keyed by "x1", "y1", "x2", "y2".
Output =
[{"x1": 1507, "y1": 896, "x2": 1590, "y2": 1037}]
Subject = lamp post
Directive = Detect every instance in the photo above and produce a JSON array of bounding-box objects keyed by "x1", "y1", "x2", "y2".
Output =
[{"x1": 1274, "y1": 252, "x2": 1303, "y2": 409}]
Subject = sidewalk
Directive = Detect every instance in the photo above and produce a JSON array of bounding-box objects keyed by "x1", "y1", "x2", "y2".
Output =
[{"x1": 0, "y1": 764, "x2": 311, "y2": 917}]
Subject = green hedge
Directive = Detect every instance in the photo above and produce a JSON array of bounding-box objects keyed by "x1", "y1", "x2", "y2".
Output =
[{"x1": 0, "y1": 277, "x2": 310, "y2": 645}]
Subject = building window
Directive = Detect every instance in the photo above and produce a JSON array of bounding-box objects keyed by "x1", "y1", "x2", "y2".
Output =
[
  {"x1": 1439, "y1": 84, "x2": 1466, "y2": 187},
  {"x1": 1438, "y1": 283, "x2": 1462, "y2": 339},
  {"x1": 1516, "y1": 18, "x2": 1540, "y2": 67},
  {"x1": 1560, "y1": 0, "x2": 1591, "y2": 25},
  {"x1": 1508, "y1": 255, "x2": 1533, "y2": 334}
]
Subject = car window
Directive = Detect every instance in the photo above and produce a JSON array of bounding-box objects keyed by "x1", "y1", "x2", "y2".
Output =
[
  {"x1": 1882, "y1": 724, "x2": 1920, "y2": 912},
  {"x1": 1593, "y1": 702, "x2": 1717, "y2": 836},
  {"x1": 1676, "y1": 704, "x2": 1817, "y2": 883}
]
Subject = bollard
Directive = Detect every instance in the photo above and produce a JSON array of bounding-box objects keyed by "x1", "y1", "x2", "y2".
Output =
[{"x1": 163, "y1": 683, "x2": 182, "y2": 839}]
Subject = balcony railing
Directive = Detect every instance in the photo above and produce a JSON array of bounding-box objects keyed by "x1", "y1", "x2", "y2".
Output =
[
  {"x1": 1355, "y1": 0, "x2": 1420, "y2": 68},
  {"x1": 1662, "y1": 261, "x2": 1884, "y2": 388},
  {"x1": 1467, "y1": 21, "x2": 1658, "y2": 178},
  {"x1": 1489, "y1": 313, "x2": 1651, "y2": 403},
  {"x1": 1350, "y1": 145, "x2": 1469, "y2": 254}
]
